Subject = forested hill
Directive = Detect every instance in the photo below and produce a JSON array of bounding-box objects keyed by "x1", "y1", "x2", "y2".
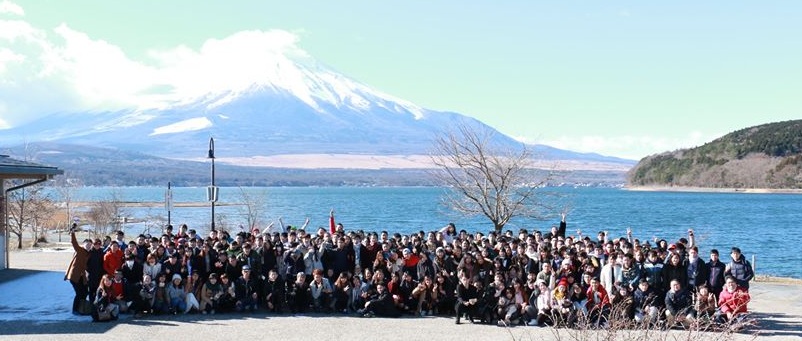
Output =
[{"x1": 628, "y1": 120, "x2": 802, "y2": 189}]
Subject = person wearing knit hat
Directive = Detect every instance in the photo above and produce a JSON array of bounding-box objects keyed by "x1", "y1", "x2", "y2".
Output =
[{"x1": 167, "y1": 273, "x2": 188, "y2": 314}]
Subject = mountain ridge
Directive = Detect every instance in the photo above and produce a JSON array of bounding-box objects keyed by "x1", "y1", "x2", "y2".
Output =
[{"x1": 627, "y1": 120, "x2": 802, "y2": 189}]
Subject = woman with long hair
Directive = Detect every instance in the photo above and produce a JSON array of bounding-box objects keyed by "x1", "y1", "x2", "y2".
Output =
[{"x1": 93, "y1": 274, "x2": 120, "y2": 321}]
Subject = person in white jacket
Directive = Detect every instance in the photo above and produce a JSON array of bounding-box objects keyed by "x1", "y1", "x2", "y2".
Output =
[{"x1": 600, "y1": 251, "x2": 623, "y2": 295}]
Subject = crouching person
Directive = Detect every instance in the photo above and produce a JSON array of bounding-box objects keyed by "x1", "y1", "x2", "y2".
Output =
[
  {"x1": 93, "y1": 274, "x2": 120, "y2": 322},
  {"x1": 664, "y1": 279, "x2": 693, "y2": 328},
  {"x1": 235, "y1": 265, "x2": 260, "y2": 312},
  {"x1": 310, "y1": 269, "x2": 333, "y2": 313},
  {"x1": 201, "y1": 273, "x2": 223, "y2": 314},
  {"x1": 138, "y1": 274, "x2": 156, "y2": 315},
  {"x1": 264, "y1": 270, "x2": 286, "y2": 313},
  {"x1": 454, "y1": 276, "x2": 478, "y2": 324},
  {"x1": 167, "y1": 274, "x2": 187, "y2": 314},
  {"x1": 692, "y1": 283, "x2": 718, "y2": 325},
  {"x1": 716, "y1": 276, "x2": 750, "y2": 324},
  {"x1": 633, "y1": 279, "x2": 660, "y2": 325},
  {"x1": 359, "y1": 282, "x2": 401, "y2": 318}
]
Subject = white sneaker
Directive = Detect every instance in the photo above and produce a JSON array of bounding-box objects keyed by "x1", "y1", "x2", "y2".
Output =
[{"x1": 527, "y1": 320, "x2": 539, "y2": 326}]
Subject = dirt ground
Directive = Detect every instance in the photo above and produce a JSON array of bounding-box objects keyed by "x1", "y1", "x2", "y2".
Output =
[{"x1": 1, "y1": 249, "x2": 800, "y2": 341}]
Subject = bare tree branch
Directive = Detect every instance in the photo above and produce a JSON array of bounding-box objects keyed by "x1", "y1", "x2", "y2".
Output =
[{"x1": 429, "y1": 122, "x2": 552, "y2": 232}]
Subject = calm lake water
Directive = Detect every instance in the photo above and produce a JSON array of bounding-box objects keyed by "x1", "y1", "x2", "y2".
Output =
[{"x1": 68, "y1": 186, "x2": 802, "y2": 279}]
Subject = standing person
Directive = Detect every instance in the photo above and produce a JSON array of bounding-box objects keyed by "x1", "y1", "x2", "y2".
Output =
[
  {"x1": 103, "y1": 242, "x2": 124, "y2": 276},
  {"x1": 599, "y1": 252, "x2": 623, "y2": 295},
  {"x1": 65, "y1": 226, "x2": 91, "y2": 315},
  {"x1": 725, "y1": 247, "x2": 754, "y2": 291},
  {"x1": 684, "y1": 246, "x2": 709, "y2": 293},
  {"x1": 707, "y1": 249, "x2": 726, "y2": 299},
  {"x1": 87, "y1": 238, "x2": 105, "y2": 303}
]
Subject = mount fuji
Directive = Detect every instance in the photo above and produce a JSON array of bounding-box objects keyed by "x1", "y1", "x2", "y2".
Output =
[{"x1": 0, "y1": 36, "x2": 632, "y2": 174}]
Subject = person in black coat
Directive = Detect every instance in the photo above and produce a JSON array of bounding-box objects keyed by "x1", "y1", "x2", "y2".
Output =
[
  {"x1": 455, "y1": 276, "x2": 479, "y2": 324},
  {"x1": 664, "y1": 279, "x2": 692, "y2": 327},
  {"x1": 87, "y1": 239, "x2": 105, "y2": 303},
  {"x1": 707, "y1": 249, "x2": 727, "y2": 298},
  {"x1": 286, "y1": 272, "x2": 310, "y2": 313},
  {"x1": 360, "y1": 282, "x2": 400, "y2": 317},
  {"x1": 263, "y1": 269, "x2": 285, "y2": 313},
  {"x1": 684, "y1": 247, "x2": 710, "y2": 292}
]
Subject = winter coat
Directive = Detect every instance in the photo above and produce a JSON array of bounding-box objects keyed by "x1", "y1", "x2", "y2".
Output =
[
  {"x1": 65, "y1": 233, "x2": 89, "y2": 284},
  {"x1": 103, "y1": 249, "x2": 124, "y2": 276},
  {"x1": 664, "y1": 289, "x2": 691, "y2": 316},
  {"x1": 167, "y1": 283, "x2": 186, "y2": 302},
  {"x1": 726, "y1": 257, "x2": 754, "y2": 289},
  {"x1": 718, "y1": 286, "x2": 750, "y2": 315}
]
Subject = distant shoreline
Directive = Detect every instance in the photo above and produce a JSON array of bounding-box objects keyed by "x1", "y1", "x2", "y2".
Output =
[{"x1": 625, "y1": 186, "x2": 802, "y2": 194}]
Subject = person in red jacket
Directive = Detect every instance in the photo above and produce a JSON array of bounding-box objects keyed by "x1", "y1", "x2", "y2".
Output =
[
  {"x1": 104, "y1": 242, "x2": 124, "y2": 276},
  {"x1": 717, "y1": 275, "x2": 750, "y2": 323},
  {"x1": 585, "y1": 277, "x2": 611, "y2": 327}
]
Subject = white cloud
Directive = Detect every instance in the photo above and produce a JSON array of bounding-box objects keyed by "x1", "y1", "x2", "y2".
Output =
[
  {"x1": 0, "y1": 47, "x2": 23, "y2": 73},
  {"x1": 0, "y1": 0, "x2": 24, "y2": 16},
  {"x1": 0, "y1": 8, "x2": 317, "y2": 127},
  {"x1": 522, "y1": 131, "x2": 723, "y2": 160}
]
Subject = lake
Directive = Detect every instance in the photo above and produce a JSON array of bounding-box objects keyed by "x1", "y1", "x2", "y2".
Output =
[{"x1": 66, "y1": 186, "x2": 802, "y2": 279}]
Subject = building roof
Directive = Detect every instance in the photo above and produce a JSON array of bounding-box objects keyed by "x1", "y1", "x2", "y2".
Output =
[{"x1": 0, "y1": 155, "x2": 64, "y2": 179}]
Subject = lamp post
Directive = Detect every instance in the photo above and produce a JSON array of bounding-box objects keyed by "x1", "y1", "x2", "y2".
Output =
[{"x1": 207, "y1": 137, "x2": 217, "y2": 232}]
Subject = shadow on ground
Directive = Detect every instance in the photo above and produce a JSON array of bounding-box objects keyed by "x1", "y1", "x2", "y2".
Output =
[
  {"x1": 0, "y1": 268, "x2": 47, "y2": 284},
  {"x1": 750, "y1": 312, "x2": 802, "y2": 339}
]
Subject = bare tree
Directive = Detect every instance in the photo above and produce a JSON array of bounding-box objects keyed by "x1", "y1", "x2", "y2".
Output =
[
  {"x1": 429, "y1": 123, "x2": 551, "y2": 233},
  {"x1": 237, "y1": 187, "x2": 267, "y2": 232},
  {"x1": 5, "y1": 142, "x2": 58, "y2": 248},
  {"x1": 85, "y1": 190, "x2": 126, "y2": 239},
  {"x1": 7, "y1": 184, "x2": 55, "y2": 248}
]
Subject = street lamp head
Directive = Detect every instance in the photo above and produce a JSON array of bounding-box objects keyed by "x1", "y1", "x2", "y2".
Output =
[{"x1": 208, "y1": 137, "x2": 215, "y2": 159}]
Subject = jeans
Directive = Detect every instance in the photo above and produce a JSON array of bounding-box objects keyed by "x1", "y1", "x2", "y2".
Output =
[{"x1": 170, "y1": 297, "x2": 187, "y2": 313}]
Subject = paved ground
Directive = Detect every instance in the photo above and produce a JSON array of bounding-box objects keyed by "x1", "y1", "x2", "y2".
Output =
[{"x1": 1, "y1": 250, "x2": 800, "y2": 341}]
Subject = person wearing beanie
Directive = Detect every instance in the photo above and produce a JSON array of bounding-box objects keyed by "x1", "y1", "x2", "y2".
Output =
[{"x1": 167, "y1": 274, "x2": 187, "y2": 314}]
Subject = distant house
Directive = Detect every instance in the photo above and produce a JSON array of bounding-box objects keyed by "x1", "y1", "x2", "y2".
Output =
[{"x1": 0, "y1": 155, "x2": 63, "y2": 270}]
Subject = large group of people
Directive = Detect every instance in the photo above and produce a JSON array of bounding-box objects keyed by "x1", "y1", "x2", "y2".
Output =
[{"x1": 65, "y1": 211, "x2": 753, "y2": 329}]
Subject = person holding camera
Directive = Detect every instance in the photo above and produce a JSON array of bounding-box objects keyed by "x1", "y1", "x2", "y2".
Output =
[{"x1": 65, "y1": 224, "x2": 92, "y2": 315}]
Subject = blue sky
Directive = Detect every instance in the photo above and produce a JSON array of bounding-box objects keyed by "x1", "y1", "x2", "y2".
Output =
[{"x1": 1, "y1": 1, "x2": 800, "y2": 159}]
